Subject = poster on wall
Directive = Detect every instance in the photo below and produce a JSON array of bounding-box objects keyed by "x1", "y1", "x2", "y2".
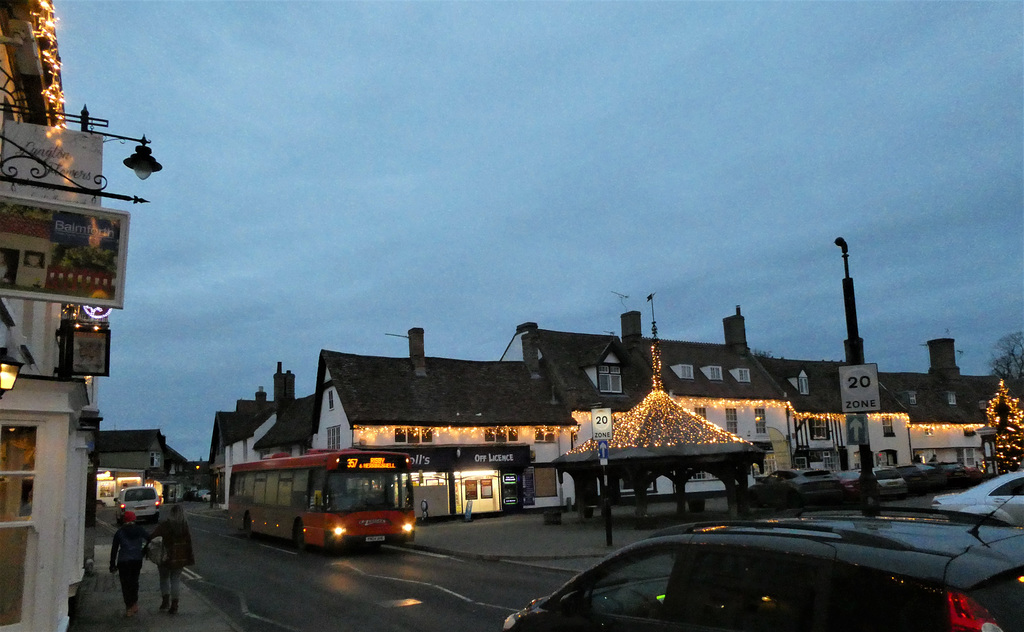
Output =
[{"x1": 0, "y1": 193, "x2": 130, "y2": 308}]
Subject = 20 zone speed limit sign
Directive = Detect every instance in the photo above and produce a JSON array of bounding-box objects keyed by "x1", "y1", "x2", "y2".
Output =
[{"x1": 839, "y1": 364, "x2": 880, "y2": 413}]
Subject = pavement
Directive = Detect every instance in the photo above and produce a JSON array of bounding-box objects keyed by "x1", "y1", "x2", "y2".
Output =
[{"x1": 70, "y1": 498, "x2": 733, "y2": 632}]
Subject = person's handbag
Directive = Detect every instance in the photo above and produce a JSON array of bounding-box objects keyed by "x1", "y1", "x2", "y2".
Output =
[{"x1": 145, "y1": 537, "x2": 165, "y2": 565}]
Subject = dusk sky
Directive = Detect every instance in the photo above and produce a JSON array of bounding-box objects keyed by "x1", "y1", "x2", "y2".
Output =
[{"x1": 53, "y1": 1, "x2": 1022, "y2": 461}]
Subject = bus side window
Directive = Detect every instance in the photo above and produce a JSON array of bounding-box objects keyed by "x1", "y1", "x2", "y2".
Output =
[
  {"x1": 309, "y1": 468, "x2": 326, "y2": 510},
  {"x1": 292, "y1": 469, "x2": 309, "y2": 508}
]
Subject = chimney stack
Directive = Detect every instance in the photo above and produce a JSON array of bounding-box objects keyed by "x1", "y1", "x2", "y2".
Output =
[
  {"x1": 621, "y1": 311, "x2": 643, "y2": 346},
  {"x1": 254, "y1": 386, "x2": 267, "y2": 406},
  {"x1": 273, "y1": 362, "x2": 295, "y2": 406},
  {"x1": 723, "y1": 305, "x2": 748, "y2": 355},
  {"x1": 518, "y1": 324, "x2": 541, "y2": 379},
  {"x1": 927, "y1": 338, "x2": 960, "y2": 380},
  {"x1": 409, "y1": 327, "x2": 426, "y2": 376}
]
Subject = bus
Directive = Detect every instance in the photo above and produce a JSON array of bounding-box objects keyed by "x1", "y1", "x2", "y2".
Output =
[{"x1": 228, "y1": 449, "x2": 415, "y2": 551}]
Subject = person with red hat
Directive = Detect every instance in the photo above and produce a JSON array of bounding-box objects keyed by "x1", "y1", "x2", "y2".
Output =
[{"x1": 109, "y1": 510, "x2": 151, "y2": 617}]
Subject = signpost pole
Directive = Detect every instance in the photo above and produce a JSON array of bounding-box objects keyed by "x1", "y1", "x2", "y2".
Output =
[
  {"x1": 835, "y1": 238, "x2": 880, "y2": 516},
  {"x1": 592, "y1": 407, "x2": 613, "y2": 547}
]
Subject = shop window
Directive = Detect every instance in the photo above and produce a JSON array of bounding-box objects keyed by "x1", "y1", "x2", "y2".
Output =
[
  {"x1": 481, "y1": 479, "x2": 493, "y2": 499},
  {"x1": 0, "y1": 425, "x2": 36, "y2": 627},
  {"x1": 0, "y1": 425, "x2": 35, "y2": 521},
  {"x1": 465, "y1": 479, "x2": 478, "y2": 501}
]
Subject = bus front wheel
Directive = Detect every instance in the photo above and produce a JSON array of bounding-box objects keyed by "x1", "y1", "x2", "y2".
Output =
[{"x1": 293, "y1": 520, "x2": 306, "y2": 551}]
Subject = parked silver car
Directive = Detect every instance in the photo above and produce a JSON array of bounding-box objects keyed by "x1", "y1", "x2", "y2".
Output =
[{"x1": 874, "y1": 467, "x2": 909, "y2": 499}]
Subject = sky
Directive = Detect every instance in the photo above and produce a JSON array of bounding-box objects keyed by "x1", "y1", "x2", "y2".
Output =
[{"x1": 51, "y1": 1, "x2": 1022, "y2": 462}]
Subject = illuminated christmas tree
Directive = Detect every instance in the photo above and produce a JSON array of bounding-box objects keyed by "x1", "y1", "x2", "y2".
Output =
[{"x1": 987, "y1": 380, "x2": 1024, "y2": 473}]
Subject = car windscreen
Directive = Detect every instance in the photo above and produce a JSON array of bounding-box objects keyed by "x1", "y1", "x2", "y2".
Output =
[{"x1": 124, "y1": 488, "x2": 156, "y2": 501}]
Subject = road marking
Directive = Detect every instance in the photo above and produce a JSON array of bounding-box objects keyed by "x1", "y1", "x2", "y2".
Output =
[{"x1": 339, "y1": 562, "x2": 514, "y2": 612}]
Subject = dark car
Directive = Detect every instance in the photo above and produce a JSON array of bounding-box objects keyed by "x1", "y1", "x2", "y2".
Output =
[
  {"x1": 502, "y1": 510, "x2": 1024, "y2": 632},
  {"x1": 939, "y1": 462, "x2": 973, "y2": 488},
  {"x1": 897, "y1": 463, "x2": 947, "y2": 494},
  {"x1": 834, "y1": 470, "x2": 861, "y2": 502},
  {"x1": 747, "y1": 469, "x2": 844, "y2": 508}
]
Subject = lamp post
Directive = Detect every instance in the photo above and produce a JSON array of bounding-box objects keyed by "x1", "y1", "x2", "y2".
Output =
[{"x1": 834, "y1": 238, "x2": 880, "y2": 516}]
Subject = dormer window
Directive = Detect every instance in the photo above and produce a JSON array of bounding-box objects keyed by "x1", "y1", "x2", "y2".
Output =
[
  {"x1": 797, "y1": 372, "x2": 809, "y2": 395},
  {"x1": 729, "y1": 368, "x2": 751, "y2": 383},
  {"x1": 701, "y1": 365, "x2": 723, "y2": 381},
  {"x1": 947, "y1": 391, "x2": 957, "y2": 406},
  {"x1": 907, "y1": 391, "x2": 917, "y2": 405},
  {"x1": 598, "y1": 365, "x2": 622, "y2": 393},
  {"x1": 671, "y1": 364, "x2": 694, "y2": 380}
]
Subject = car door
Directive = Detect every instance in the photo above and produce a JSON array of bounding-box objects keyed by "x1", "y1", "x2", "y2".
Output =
[
  {"x1": 985, "y1": 477, "x2": 1024, "y2": 525},
  {"x1": 550, "y1": 543, "x2": 689, "y2": 631}
]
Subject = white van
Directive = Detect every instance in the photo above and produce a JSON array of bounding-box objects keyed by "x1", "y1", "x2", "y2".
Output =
[{"x1": 116, "y1": 486, "x2": 161, "y2": 524}]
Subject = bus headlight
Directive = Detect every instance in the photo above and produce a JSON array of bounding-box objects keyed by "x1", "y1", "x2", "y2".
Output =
[
  {"x1": 402, "y1": 523, "x2": 414, "y2": 533},
  {"x1": 333, "y1": 527, "x2": 345, "y2": 536}
]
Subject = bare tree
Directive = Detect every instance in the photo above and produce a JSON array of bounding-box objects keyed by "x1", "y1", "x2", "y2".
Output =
[{"x1": 990, "y1": 331, "x2": 1024, "y2": 379}]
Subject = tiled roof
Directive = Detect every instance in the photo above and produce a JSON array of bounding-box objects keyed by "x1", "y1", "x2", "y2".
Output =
[
  {"x1": 320, "y1": 350, "x2": 574, "y2": 427},
  {"x1": 96, "y1": 429, "x2": 163, "y2": 453},
  {"x1": 879, "y1": 373, "x2": 1023, "y2": 425},
  {"x1": 216, "y1": 406, "x2": 274, "y2": 445},
  {"x1": 646, "y1": 339, "x2": 788, "y2": 401},
  {"x1": 254, "y1": 395, "x2": 316, "y2": 450},
  {"x1": 755, "y1": 356, "x2": 905, "y2": 414}
]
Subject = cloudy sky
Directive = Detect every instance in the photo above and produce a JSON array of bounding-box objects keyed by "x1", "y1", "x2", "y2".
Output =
[{"x1": 53, "y1": 2, "x2": 1021, "y2": 461}]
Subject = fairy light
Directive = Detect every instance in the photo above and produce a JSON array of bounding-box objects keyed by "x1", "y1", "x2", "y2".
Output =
[{"x1": 32, "y1": 0, "x2": 65, "y2": 122}]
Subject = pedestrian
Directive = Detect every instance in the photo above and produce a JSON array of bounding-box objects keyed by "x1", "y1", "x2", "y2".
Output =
[
  {"x1": 150, "y1": 504, "x2": 195, "y2": 614},
  {"x1": 109, "y1": 510, "x2": 150, "y2": 617}
]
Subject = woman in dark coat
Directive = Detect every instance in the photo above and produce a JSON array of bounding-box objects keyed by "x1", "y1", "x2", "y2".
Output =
[
  {"x1": 109, "y1": 510, "x2": 150, "y2": 617},
  {"x1": 150, "y1": 504, "x2": 196, "y2": 614}
]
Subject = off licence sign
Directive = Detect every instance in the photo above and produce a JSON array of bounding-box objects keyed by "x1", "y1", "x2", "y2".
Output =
[{"x1": 839, "y1": 364, "x2": 880, "y2": 413}]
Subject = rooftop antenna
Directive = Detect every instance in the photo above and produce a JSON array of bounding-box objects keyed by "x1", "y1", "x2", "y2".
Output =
[
  {"x1": 612, "y1": 291, "x2": 629, "y2": 308},
  {"x1": 385, "y1": 332, "x2": 409, "y2": 339}
]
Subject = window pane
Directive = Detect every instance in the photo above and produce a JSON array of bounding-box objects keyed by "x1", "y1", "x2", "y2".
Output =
[
  {"x1": 0, "y1": 527, "x2": 29, "y2": 624},
  {"x1": 0, "y1": 426, "x2": 36, "y2": 471},
  {"x1": 0, "y1": 475, "x2": 33, "y2": 521}
]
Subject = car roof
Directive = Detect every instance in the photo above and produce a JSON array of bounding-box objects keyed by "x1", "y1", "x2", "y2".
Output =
[{"x1": 643, "y1": 511, "x2": 1024, "y2": 589}]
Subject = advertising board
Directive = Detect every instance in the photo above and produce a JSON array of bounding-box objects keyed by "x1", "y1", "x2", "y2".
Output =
[{"x1": 0, "y1": 193, "x2": 130, "y2": 308}]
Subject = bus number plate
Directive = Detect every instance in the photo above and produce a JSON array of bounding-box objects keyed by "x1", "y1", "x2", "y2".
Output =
[{"x1": 366, "y1": 535, "x2": 385, "y2": 543}]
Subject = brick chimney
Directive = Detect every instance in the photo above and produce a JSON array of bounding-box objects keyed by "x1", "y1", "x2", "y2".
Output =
[
  {"x1": 254, "y1": 386, "x2": 267, "y2": 406},
  {"x1": 409, "y1": 327, "x2": 426, "y2": 376},
  {"x1": 273, "y1": 362, "x2": 295, "y2": 406},
  {"x1": 927, "y1": 338, "x2": 960, "y2": 380},
  {"x1": 723, "y1": 305, "x2": 748, "y2": 355},
  {"x1": 517, "y1": 323, "x2": 541, "y2": 379},
  {"x1": 621, "y1": 311, "x2": 643, "y2": 346}
]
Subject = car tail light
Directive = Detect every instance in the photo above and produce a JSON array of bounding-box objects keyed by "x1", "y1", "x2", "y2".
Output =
[
  {"x1": 947, "y1": 590, "x2": 1003, "y2": 631},
  {"x1": 155, "y1": 499, "x2": 161, "y2": 507}
]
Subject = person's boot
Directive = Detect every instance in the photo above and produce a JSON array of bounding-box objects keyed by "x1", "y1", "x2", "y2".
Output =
[
  {"x1": 159, "y1": 595, "x2": 170, "y2": 610},
  {"x1": 169, "y1": 599, "x2": 179, "y2": 614}
]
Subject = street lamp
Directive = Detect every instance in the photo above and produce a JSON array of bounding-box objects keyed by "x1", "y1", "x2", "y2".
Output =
[
  {"x1": 122, "y1": 136, "x2": 162, "y2": 180},
  {"x1": 0, "y1": 348, "x2": 24, "y2": 398},
  {"x1": 834, "y1": 238, "x2": 880, "y2": 516}
]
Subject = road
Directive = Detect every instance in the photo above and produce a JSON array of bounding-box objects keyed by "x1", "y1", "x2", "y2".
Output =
[{"x1": 178, "y1": 507, "x2": 571, "y2": 632}]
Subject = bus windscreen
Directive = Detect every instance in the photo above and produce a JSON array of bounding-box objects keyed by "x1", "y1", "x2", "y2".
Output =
[{"x1": 326, "y1": 471, "x2": 412, "y2": 512}]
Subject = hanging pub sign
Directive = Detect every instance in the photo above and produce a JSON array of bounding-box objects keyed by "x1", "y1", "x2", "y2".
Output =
[
  {"x1": 60, "y1": 324, "x2": 111, "y2": 377},
  {"x1": 0, "y1": 193, "x2": 130, "y2": 308},
  {"x1": 0, "y1": 119, "x2": 104, "y2": 206}
]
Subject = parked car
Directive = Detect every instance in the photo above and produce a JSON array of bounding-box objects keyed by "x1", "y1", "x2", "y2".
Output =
[
  {"x1": 834, "y1": 470, "x2": 862, "y2": 502},
  {"x1": 196, "y1": 489, "x2": 211, "y2": 502},
  {"x1": 897, "y1": 463, "x2": 947, "y2": 494},
  {"x1": 932, "y1": 470, "x2": 1024, "y2": 526},
  {"x1": 874, "y1": 466, "x2": 909, "y2": 499},
  {"x1": 503, "y1": 510, "x2": 1024, "y2": 631},
  {"x1": 747, "y1": 469, "x2": 844, "y2": 508},
  {"x1": 116, "y1": 486, "x2": 161, "y2": 524},
  {"x1": 938, "y1": 462, "x2": 973, "y2": 488}
]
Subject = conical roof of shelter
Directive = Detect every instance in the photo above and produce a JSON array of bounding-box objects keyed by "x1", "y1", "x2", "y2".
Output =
[{"x1": 569, "y1": 389, "x2": 755, "y2": 454}]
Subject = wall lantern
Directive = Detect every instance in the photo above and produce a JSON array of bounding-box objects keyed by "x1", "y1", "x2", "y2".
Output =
[
  {"x1": 0, "y1": 348, "x2": 24, "y2": 398},
  {"x1": 122, "y1": 136, "x2": 162, "y2": 180}
]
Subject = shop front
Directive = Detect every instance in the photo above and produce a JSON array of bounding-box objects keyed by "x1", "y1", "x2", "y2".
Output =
[
  {"x1": 94, "y1": 469, "x2": 144, "y2": 507},
  {"x1": 393, "y1": 445, "x2": 532, "y2": 518}
]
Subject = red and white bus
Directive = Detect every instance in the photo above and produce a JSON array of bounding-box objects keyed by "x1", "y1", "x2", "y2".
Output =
[{"x1": 228, "y1": 449, "x2": 415, "y2": 551}]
